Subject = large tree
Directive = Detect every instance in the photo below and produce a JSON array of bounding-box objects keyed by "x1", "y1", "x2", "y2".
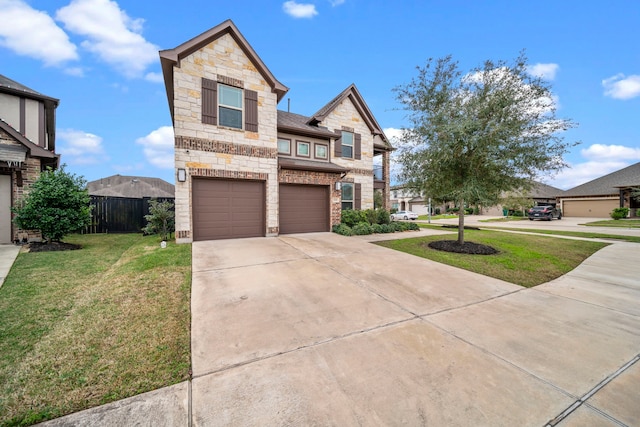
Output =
[
  {"x1": 12, "y1": 165, "x2": 91, "y2": 242},
  {"x1": 394, "y1": 53, "x2": 577, "y2": 245}
]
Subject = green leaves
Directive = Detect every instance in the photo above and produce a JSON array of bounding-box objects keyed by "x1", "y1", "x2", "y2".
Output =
[{"x1": 12, "y1": 165, "x2": 91, "y2": 242}]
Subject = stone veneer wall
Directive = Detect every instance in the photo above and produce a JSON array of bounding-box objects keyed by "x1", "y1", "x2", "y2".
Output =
[
  {"x1": 319, "y1": 98, "x2": 376, "y2": 210},
  {"x1": 278, "y1": 168, "x2": 342, "y2": 227},
  {"x1": 172, "y1": 32, "x2": 279, "y2": 243}
]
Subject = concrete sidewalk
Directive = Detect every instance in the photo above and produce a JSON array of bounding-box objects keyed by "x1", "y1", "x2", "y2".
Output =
[
  {"x1": 0, "y1": 244, "x2": 20, "y2": 289},
  {"x1": 39, "y1": 232, "x2": 640, "y2": 426}
]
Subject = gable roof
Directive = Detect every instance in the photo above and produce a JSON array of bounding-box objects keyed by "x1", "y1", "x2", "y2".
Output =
[
  {"x1": 159, "y1": 19, "x2": 289, "y2": 123},
  {"x1": 562, "y1": 161, "x2": 640, "y2": 197},
  {"x1": 87, "y1": 175, "x2": 175, "y2": 199},
  {"x1": 0, "y1": 118, "x2": 58, "y2": 160},
  {"x1": 277, "y1": 111, "x2": 337, "y2": 139},
  {"x1": 529, "y1": 182, "x2": 564, "y2": 198},
  {"x1": 309, "y1": 84, "x2": 391, "y2": 148}
]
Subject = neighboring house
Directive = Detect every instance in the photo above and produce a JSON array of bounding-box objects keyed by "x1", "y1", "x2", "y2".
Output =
[
  {"x1": 0, "y1": 74, "x2": 59, "y2": 244},
  {"x1": 558, "y1": 161, "x2": 640, "y2": 217},
  {"x1": 390, "y1": 186, "x2": 431, "y2": 215},
  {"x1": 482, "y1": 181, "x2": 565, "y2": 216},
  {"x1": 160, "y1": 20, "x2": 392, "y2": 242},
  {"x1": 87, "y1": 175, "x2": 175, "y2": 199}
]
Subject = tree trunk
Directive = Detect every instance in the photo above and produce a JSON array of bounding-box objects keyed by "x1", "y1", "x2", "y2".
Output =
[{"x1": 457, "y1": 198, "x2": 465, "y2": 245}]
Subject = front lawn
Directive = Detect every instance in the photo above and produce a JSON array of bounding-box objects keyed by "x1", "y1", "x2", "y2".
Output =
[
  {"x1": 417, "y1": 214, "x2": 458, "y2": 220},
  {"x1": 0, "y1": 234, "x2": 191, "y2": 426},
  {"x1": 583, "y1": 219, "x2": 640, "y2": 228},
  {"x1": 479, "y1": 216, "x2": 529, "y2": 222},
  {"x1": 376, "y1": 230, "x2": 607, "y2": 287}
]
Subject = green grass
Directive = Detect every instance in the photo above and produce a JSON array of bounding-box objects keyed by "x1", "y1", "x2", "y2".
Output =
[
  {"x1": 417, "y1": 214, "x2": 458, "y2": 220},
  {"x1": 583, "y1": 219, "x2": 640, "y2": 228},
  {"x1": 480, "y1": 226, "x2": 640, "y2": 243},
  {"x1": 376, "y1": 229, "x2": 607, "y2": 287},
  {"x1": 479, "y1": 216, "x2": 529, "y2": 222},
  {"x1": 0, "y1": 234, "x2": 191, "y2": 426}
]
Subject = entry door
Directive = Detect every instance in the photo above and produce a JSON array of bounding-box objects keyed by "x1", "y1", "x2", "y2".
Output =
[{"x1": 0, "y1": 175, "x2": 11, "y2": 244}]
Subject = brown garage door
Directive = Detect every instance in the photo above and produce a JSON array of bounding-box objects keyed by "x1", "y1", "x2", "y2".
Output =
[
  {"x1": 192, "y1": 178, "x2": 264, "y2": 241},
  {"x1": 562, "y1": 199, "x2": 618, "y2": 217},
  {"x1": 279, "y1": 184, "x2": 329, "y2": 234}
]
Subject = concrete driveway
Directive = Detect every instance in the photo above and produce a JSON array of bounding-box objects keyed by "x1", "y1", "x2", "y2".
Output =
[{"x1": 189, "y1": 231, "x2": 640, "y2": 426}]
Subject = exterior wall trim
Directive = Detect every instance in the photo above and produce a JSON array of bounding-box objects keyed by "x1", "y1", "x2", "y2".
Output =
[{"x1": 176, "y1": 136, "x2": 277, "y2": 159}]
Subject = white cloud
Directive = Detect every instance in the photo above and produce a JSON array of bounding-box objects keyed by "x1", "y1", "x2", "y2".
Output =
[
  {"x1": 135, "y1": 126, "x2": 174, "y2": 169},
  {"x1": 548, "y1": 143, "x2": 640, "y2": 190},
  {"x1": 144, "y1": 72, "x2": 163, "y2": 83},
  {"x1": 283, "y1": 1, "x2": 318, "y2": 18},
  {"x1": 602, "y1": 73, "x2": 640, "y2": 100},
  {"x1": 55, "y1": 0, "x2": 159, "y2": 79},
  {"x1": 0, "y1": 0, "x2": 77, "y2": 66},
  {"x1": 527, "y1": 63, "x2": 559, "y2": 80},
  {"x1": 57, "y1": 128, "x2": 107, "y2": 165}
]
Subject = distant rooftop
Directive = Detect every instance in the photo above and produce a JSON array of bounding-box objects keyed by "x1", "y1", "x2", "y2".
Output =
[{"x1": 87, "y1": 175, "x2": 174, "y2": 199}]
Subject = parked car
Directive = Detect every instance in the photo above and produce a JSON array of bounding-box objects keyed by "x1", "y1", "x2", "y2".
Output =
[
  {"x1": 391, "y1": 210, "x2": 419, "y2": 220},
  {"x1": 528, "y1": 205, "x2": 562, "y2": 221}
]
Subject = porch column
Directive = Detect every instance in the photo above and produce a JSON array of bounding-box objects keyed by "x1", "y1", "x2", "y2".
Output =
[{"x1": 383, "y1": 150, "x2": 391, "y2": 210}]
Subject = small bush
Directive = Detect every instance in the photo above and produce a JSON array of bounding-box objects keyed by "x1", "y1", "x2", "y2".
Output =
[
  {"x1": 512, "y1": 210, "x2": 524, "y2": 217},
  {"x1": 407, "y1": 222, "x2": 420, "y2": 231},
  {"x1": 447, "y1": 207, "x2": 460, "y2": 214},
  {"x1": 371, "y1": 223, "x2": 382, "y2": 233},
  {"x1": 341, "y1": 209, "x2": 367, "y2": 227},
  {"x1": 473, "y1": 207, "x2": 480, "y2": 215},
  {"x1": 434, "y1": 207, "x2": 441, "y2": 215},
  {"x1": 352, "y1": 222, "x2": 373, "y2": 235},
  {"x1": 332, "y1": 223, "x2": 353, "y2": 236},
  {"x1": 379, "y1": 224, "x2": 392, "y2": 233},
  {"x1": 364, "y1": 209, "x2": 378, "y2": 225},
  {"x1": 376, "y1": 208, "x2": 391, "y2": 225},
  {"x1": 464, "y1": 208, "x2": 473, "y2": 215},
  {"x1": 610, "y1": 207, "x2": 629, "y2": 220}
]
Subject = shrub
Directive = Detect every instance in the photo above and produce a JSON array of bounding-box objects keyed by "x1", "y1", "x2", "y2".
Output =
[
  {"x1": 12, "y1": 165, "x2": 91, "y2": 242},
  {"x1": 464, "y1": 208, "x2": 473, "y2": 215},
  {"x1": 376, "y1": 208, "x2": 391, "y2": 225},
  {"x1": 371, "y1": 223, "x2": 382, "y2": 233},
  {"x1": 379, "y1": 224, "x2": 392, "y2": 233},
  {"x1": 512, "y1": 210, "x2": 524, "y2": 217},
  {"x1": 473, "y1": 207, "x2": 480, "y2": 215},
  {"x1": 143, "y1": 199, "x2": 175, "y2": 241},
  {"x1": 364, "y1": 209, "x2": 378, "y2": 225},
  {"x1": 610, "y1": 207, "x2": 629, "y2": 220},
  {"x1": 407, "y1": 222, "x2": 420, "y2": 231},
  {"x1": 434, "y1": 207, "x2": 441, "y2": 215},
  {"x1": 332, "y1": 223, "x2": 353, "y2": 236},
  {"x1": 352, "y1": 222, "x2": 373, "y2": 235},
  {"x1": 341, "y1": 209, "x2": 367, "y2": 227}
]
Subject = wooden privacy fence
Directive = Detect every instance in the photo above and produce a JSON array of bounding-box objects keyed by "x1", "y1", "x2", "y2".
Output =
[{"x1": 83, "y1": 196, "x2": 175, "y2": 234}]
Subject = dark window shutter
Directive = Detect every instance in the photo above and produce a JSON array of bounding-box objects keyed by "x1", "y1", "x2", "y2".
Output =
[
  {"x1": 334, "y1": 130, "x2": 342, "y2": 158},
  {"x1": 245, "y1": 90, "x2": 258, "y2": 132},
  {"x1": 355, "y1": 133, "x2": 361, "y2": 160},
  {"x1": 355, "y1": 183, "x2": 361, "y2": 210},
  {"x1": 202, "y1": 78, "x2": 217, "y2": 125}
]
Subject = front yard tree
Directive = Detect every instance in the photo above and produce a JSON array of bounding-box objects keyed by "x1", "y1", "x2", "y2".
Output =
[
  {"x1": 12, "y1": 165, "x2": 91, "y2": 242},
  {"x1": 394, "y1": 53, "x2": 576, "y2": 246}
]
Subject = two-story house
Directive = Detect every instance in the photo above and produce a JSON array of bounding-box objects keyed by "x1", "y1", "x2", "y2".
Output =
[
  {"x1": 160, "y1": 20, "x2": 392, "y2": 242},
  {"x1": 0, "y1": 75, "x2": 60, "y2": 244}
]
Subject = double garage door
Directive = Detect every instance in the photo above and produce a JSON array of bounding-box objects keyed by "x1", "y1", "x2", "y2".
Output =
[
  {"x1": 192, "y1": 179, "x2": 329, "y2": 241},
  {"x1": 562, "y1": 199, "x2": 618, "y2": 217}
]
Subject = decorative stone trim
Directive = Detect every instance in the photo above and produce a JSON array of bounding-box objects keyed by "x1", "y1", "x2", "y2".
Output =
[
  {"x1": 176, "y1": 230, "x2": 191, "y2": 239},
  {"x1": 190, "y1": 168, "x2": 268, "y2": 181},
  {"x1": 176, "y1": 136, "x2": 277, "y2": 159},
  {"x1": 341, "y1": 125, "x2": 354, "y2": 132},
  {"x1": 350, "y1": 167, "x2": 374, "y2": 176},
  {"x1": 267, "y1": 226, "x2": 279, "y2": 235},
  {"x1": 217, "y1": 75, "x2": 244, "y2": 88}
]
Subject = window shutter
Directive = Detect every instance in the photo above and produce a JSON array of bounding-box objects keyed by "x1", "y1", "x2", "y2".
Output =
[
  {"x1": 355, "y1": 133, "x2": 361, "y2": 160},
  {"x1": 245, "y1": 90, "x2": 258, "y2": 132},
  {"x1": 334, "y1": 130, "x2": 342, "y2": 157},
  {"x1": 202, "y1": 78, "x2": 217, "y2": 125},
  {"x1": 355, "y1": 183, "x2": 361, "y2": 210}
]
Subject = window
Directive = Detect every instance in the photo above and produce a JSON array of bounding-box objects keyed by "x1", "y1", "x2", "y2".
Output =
[
  {"x1": 297, "y1": 141, "x2": 310, "y2": 157},
  {"x1": 278, "y1": 138, "x2": 291, "y2": 155},
  {"x1": 315, "y1": 144, "x2": 328, "y2": 159},
  {"x1": 341, "y1": 131, "x2": 353, "y2": 158},
  {"x1": 342, "y1": 183, "x2": 354, "y2": 210},
  {"x1": 218, "y1": 84, "x2": 243, "y2": 129}
]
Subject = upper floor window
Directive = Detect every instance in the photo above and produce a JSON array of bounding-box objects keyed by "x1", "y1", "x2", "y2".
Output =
[
  {"x1": 341, "y1": 131, "x2": 354, "y2": 158},
  {"x1": 218, "y1": 84, "x2": 243, "y2": 129},
  {"x1": 278, "y1": 138, "x2": 291, "y2": 155},
  {"x1": 297, "y1": 141, "x2": 310, "y2": 157},
  {"x1": 315, "y1": 144, "x2": 328, "y2": 159}
]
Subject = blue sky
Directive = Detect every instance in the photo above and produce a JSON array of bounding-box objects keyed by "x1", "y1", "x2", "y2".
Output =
[{"x1": 1, "y1": 0, "x2": 638, "y2": 189}]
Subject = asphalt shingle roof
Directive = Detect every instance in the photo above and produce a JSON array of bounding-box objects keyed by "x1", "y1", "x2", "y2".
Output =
[
  {"x1": 87, "y1": 175, "x2": 175, "y2": 199},
  {"x1": 562, "y1": 161, "x2": 640, "y2": 197},
  {"x1": 277, "y1": 111, "x2": 337, "y2": 139}
]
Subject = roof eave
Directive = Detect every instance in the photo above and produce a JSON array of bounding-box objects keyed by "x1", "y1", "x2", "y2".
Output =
[{"x1": 0, "y1": 120, "x2": 57, "y2": 159}]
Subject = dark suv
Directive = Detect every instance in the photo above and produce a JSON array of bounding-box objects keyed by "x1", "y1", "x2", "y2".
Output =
[{"x1": 528, "y1": 205, "x2": 562, "y2": 221}]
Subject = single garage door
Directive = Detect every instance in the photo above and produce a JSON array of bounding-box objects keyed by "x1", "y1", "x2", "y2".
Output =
[
  {"x1": 0, "y1": 175, "x2": 11, "y2": 244},
  {"x1": 279, "y1": 184, "x2": 329, "y2": 234},
  {"x1": 192, "y1": 178, "x2": 264, "y2": 241},
  {"x1": 562, "y1": 199, "x2": 618, "y2": 217}
]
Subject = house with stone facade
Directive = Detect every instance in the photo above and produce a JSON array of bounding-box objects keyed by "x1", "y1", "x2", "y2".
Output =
[
  {"x1": 0, "y1": 74, "x2": 59, "y2": 244},
  {"x1": 160, "y1": 20, "x2": 392, "y2": 242}
]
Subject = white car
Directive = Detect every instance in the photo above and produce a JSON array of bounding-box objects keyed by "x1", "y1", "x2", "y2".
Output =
[{"x1": 391, "y1": 210, "x2": 418, "y2": 220}]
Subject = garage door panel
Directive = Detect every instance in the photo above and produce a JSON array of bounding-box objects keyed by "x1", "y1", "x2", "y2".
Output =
[
  {"x1": 280, "y1": 184, "x2": 329, "y2": 234},
  {"x1": 563, "y1": 199, "x2": 618, "y2": 217},
  {"x1": 192, "y1": 178, "x2": 264, "y2": 241}
]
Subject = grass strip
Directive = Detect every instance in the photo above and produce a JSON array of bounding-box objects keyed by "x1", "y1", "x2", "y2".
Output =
[
  {"x1": 582, "y1": 219, "x2": 640, "y2": 228},
  {"x1": 376, "y1": 229, "x2": 607, "y2": 288},
  {"x1": 0, "y1": 234, "x2": 191, "y2": 427}
]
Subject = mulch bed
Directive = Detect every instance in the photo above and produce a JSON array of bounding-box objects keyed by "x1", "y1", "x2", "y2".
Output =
[
  {"x1": 427, "y1": 240, "x2": 498, "y2": 255},
  {"x1": 27, "y1": 242, "x2": 82, "y2": 253}
]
